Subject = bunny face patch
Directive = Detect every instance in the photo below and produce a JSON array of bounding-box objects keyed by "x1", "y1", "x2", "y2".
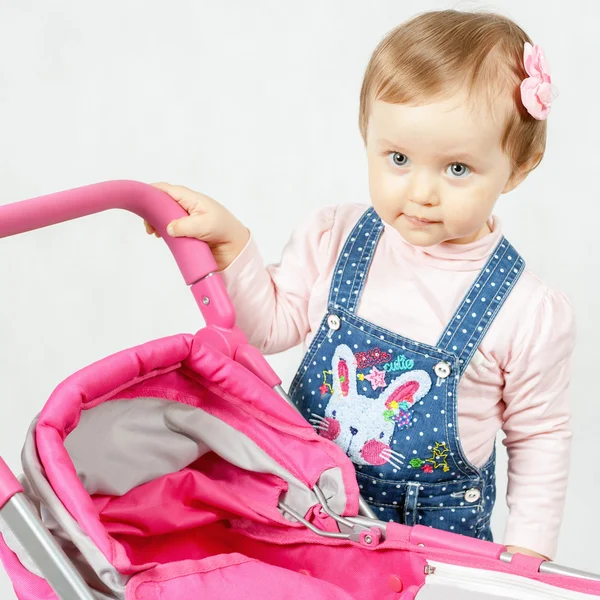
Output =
[{"x1": 311, "y1": 344, "x2": 432, "y2": 467}]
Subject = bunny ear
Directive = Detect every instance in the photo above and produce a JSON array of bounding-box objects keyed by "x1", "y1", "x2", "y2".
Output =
[
  {"x1": 380, "y1": 370, "x2": 432, "y2": 408},
  {"x1": 338, "y1": 358, "x2": 350, "y2": 396},
  {"x1": 331, "y1": 344, "x2": 357, "y2": 399},
  {"x1": 387, "y1": 381, "x2": 420, "y2": 405},
  {"x1": 380, "y1": 370, "x2": 432, "y2": 427}
]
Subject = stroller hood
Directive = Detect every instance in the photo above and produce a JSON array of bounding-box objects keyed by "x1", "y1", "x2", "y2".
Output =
[{"x1": 26, "y1": 333, "x2": 359, "y2": 577}]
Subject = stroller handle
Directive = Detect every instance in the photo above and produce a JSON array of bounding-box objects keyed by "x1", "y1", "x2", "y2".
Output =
[{"x1": 0, "y1": 180, "x2": 235, "y2": 329}]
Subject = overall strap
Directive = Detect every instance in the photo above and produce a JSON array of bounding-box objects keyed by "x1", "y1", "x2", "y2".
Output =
[
  {"x1": 328, "y1": 208, "x2": 384, "y2": 312},
  {"x1": 437, "y1": 237, "x2": 525, "y2": 376}
]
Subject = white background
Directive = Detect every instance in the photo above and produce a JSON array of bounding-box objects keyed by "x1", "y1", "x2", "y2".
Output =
[{"x1": 0, "y1": 0, "x2": 598, "y2": 596}]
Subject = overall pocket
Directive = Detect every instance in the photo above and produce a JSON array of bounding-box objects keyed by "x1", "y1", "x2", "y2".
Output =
[
  {"x1": 410, "y1": 480, "x2": 487, "y2": 537},
  {"x1": 357, "y1": 471, "x2": 488, "y2": 538}
]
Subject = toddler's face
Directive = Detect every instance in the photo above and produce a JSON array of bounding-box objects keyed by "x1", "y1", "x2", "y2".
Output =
[{"x1": 366, "y1": 96, "x2": 517, "y2": 246}]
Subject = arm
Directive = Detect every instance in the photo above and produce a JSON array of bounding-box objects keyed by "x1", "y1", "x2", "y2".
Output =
[
  {"x1": 144, "y1": 182, "x2": 339, "y2": 354},
  {"x1": 501, "y1": 288, "x2": 575, "y2": 560},
  {"x1": 220, "y1": 206, "x2": 338, "y2": 354}
]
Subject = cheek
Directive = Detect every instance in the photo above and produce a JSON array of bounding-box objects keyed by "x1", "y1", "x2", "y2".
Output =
[
  {"x1": 367, "y1": 157, "x2": 403, "y2": 208},
  {"x1": 370, "y1": 178, "x2": 406, "y2": 220},
  {"x1": 319, "y1": 418, "x2": 341, "y2": 441},
  {"x1": 443, "y1": 184, "x2": 496, "y2": 231},
  {"x1": 361, "y1": 440, "x2": 391, "y2": 466}
]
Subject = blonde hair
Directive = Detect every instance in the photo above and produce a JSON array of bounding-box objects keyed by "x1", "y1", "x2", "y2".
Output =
[{"x1": 359, "y1": 10, "x2": 547, "y2": 173}]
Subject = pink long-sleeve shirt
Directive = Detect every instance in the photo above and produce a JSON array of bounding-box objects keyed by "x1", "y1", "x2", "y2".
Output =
[{"x1": 221, "y1": 203, "x2": 574, "y2": 559}]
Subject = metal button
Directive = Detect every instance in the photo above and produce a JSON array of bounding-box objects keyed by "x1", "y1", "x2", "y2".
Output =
[
  {"x1": 327, "y1": 314, "x2": 341, "y2": 330},
  {"x1": 464, "y1": 488, "x2": 481, "y2": 503},
  {"x1": 434, "y1": 361, "x2": 452, "y2": 379}
]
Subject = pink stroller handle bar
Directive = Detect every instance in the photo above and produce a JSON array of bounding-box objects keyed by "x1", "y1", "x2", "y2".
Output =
[
  {"x1": 0, "y1": 180, "x2": 235, "y2": 329},
  {"x1": 0, "y1": 179, "x2": 283, "y2": 388}
]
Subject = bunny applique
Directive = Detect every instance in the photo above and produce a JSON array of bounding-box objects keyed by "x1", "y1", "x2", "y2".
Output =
[{"x1": 311, "y1": 344, "x2": 432, "y2": 468}]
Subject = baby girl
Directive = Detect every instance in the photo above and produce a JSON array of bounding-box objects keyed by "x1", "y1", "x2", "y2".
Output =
[{"x1": 146, "y1": 9, "x2": 572, "y2": 560}]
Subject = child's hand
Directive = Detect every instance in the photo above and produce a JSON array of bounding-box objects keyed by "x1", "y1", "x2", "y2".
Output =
[
  {"x1": 506, "y1": 545, "x2": 549, "y2": 561},
  {"x1": 145, "y1": 182, "x2": 250, "y2": 271}
]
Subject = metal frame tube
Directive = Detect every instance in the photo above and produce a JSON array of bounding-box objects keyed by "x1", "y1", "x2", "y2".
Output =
[{"x1": 1, "y1": 493, "x2": 96, "y2": 599}]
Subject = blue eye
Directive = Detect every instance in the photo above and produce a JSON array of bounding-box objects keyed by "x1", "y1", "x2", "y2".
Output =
[
  {"x1": 389, "y1": 152, "x2": 409, "y2": 167},
  {"x1": 379, "y1": 431, "x2": 385, "y2": 439},
  {"x1": 332, "y1": 410, "x2": 337, "y2": 417},
  {"x1": 446, "y1": 163, "x2": 471, "y2": 178}
]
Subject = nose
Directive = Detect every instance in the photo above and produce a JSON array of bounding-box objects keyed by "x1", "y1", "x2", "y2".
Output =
[
  {"x1": 408, "y1": 169, "x2": 439, "y2": 206},
  {"x1": 349, "y1": 426, "x2": 358, "y2": 436}
]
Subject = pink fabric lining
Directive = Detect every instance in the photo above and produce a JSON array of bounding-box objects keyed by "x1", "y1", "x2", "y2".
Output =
[
  {"x1": 216, "y1": 527, "x2": 429, "y2": 598},
  {"x1": 126, "y1": 554, "x2": 358, "y2": 600},
  {"x1": 120, "y1": 525, "x2": 428, "y2": 600},
  {"x1": 96, "y1": 456, "x2": 293, "y2": 572}
]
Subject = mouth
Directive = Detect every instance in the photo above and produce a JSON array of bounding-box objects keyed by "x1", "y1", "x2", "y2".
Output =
[{"x1": 403, "y1": 215, "x2": 438, "y2": 227}]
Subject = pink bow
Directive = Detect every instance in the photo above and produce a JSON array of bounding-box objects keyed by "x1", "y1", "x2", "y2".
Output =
[{"x1": 520, "y1": 42, "x2": 558, "y2": 120}]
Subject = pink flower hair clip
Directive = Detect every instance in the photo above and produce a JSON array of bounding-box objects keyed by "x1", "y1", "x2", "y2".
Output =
[{"x1": 520, "y1": 42, "x2": 558, "y2": 120}]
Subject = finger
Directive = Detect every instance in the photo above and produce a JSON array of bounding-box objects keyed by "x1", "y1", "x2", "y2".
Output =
[
  {"x1": 151, "y1": 182, "x2": 194, "y2": 206},
  {"x1": 144, "y1": 220, "x2": 161, "y2": 237},
  {"x1": 151, "y1": 181, "x2": 178, "y2": 194},
  {"x1": 151, "y1": 182, "x2": 214, "y2": 215},
  {"x1": 166, "y1": 214, "x2": 213, "y2": 240}
]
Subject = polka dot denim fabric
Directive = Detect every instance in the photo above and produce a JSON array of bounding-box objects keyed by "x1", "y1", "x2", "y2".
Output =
[
  {"x1": 355, "y1": 455, "x2": 496, "y2": 539},
  {"x1": 289, "y1": 208, "x2": 524, "y2": 542}
]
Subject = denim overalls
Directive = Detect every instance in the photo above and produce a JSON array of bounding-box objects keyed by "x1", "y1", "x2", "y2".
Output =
[{"x1": 289, "y1": 208, "x2": 524, "y2": 540}]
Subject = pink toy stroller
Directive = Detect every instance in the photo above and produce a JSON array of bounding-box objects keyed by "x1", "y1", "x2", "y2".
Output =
[{"x1": 0, "y1": 181, "x2": 598, "y2": 600}]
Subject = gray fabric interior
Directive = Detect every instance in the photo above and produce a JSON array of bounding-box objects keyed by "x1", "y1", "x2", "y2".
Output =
[
  {"x1": 20, "y1": 420, "x2": 127, "y2": 598},
  {"x1": 64, "y1": 397, "x2": 348, "y2": 516},
  {"x1": 64, "y1": 398, "x2": 205, "y2": 497}
]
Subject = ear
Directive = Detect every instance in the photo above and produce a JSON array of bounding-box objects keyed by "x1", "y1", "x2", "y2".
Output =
[
  {"x1": 502, "y1": 153, "x2": 542, "y2": 194},
  {"x1": 380, "y1": 370, "x2": 432, "y2": 407},
  {"x1": 331, "y1": 345, "x2": 358, "y2": 399},
  {"x1": 387, "y1": 381, "x2": 420, "y2": 405}
]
